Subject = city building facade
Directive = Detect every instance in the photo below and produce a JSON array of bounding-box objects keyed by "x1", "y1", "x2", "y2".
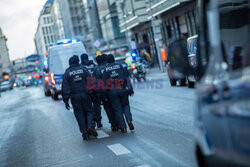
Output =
[
  {"x1": 0, "y1": 27, "x2": 11, "y2": 80},
  {"x1": 82, "y1": 0, "x2": 103, "y2": 56},
  {"x1": 11, "y1": 58, "x2": 27, "y2": 75},
  {"x1": 117, "y1": 0, "x2": 197, "y2": 66},
  {"x1": 50, "y1": 0, "x2": 92, "y2": 52},
  {"x1": 34, "y1": 0, "x2": 56, "y2": 57},
  {"x1": 50, "y1": 0, "x2": 66, "y2": 41},
  {"x1": 96, "y1": 0, "x2": 128, "y2": 56}
]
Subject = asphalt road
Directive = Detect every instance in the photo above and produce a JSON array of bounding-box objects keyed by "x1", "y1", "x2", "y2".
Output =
[{"x1": 0, "y1": 70, "x2": 197, "y2": 167}]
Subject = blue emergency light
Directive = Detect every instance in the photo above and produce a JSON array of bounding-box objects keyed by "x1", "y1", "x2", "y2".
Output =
[{"x1": 56, "y1": 39, "x2": 79, "y2": 45}]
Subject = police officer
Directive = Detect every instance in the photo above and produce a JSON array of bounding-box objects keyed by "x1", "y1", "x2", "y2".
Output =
[
  {"x1": 62, "y1": 55, "x2": 98, "y2": 140},
  {"x1": 103, "y1": 54, "x2": 134, "y2": 133},
  {"x1": 95, "y1": 54, "x2": 118, "y2": 131},
  {"x1": 81, "y1": 53, "x2": 102, "y2": 128}
]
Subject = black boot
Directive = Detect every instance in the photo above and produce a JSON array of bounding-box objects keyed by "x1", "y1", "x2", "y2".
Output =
[
  {"x1": 120, "y1": 128, "x2": 127, "y2": 133},
  {"x1": 128, "y1": 122, "x2": 134, "y2": 131},
  {"x1": 88, "y1": 127, "x2": 98, "y2": 137},
  {"x1": 97, "y1": 122, "x2": 103, "y2": 128},
  {"x1": 82, "y1": 134, "x2": 89, "y2": 141},
  {"x1": 111, "y1": 126, "x2": 118, "y2": 132}
]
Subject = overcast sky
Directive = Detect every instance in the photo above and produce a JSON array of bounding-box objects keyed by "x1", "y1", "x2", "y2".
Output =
[{"x1": 0, "y1": 0, "x2": 46, "y2": 60}]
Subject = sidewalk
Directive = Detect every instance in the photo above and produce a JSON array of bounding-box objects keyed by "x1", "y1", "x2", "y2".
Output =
[{"x1": 147, "y1": 67, "x2": 169, "y2": 82}]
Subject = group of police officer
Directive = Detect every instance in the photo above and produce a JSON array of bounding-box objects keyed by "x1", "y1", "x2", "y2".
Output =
[{"x1": 62, "y1": 53, "x2": 134, "y2": 141}]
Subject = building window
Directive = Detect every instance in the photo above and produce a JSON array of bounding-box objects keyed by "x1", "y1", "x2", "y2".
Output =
[
  {"x1": 46, "y1": 27, "x2": 49, "y2": 34},
  {"x1": 47, "y1": 36, "x2": 51, "y2": 44},
  {"x1": 48, "y1": 27, "x2": 52, "y2": 34},
  {"x1": 47, "y1": 17, "x2": 51, "y2": 24},
  {"x1": 43, "y1": 17, "x2": 47, "y2": 24},
  {"x1": 42, "y1": 27, "x2": 46, "y2": 35},
  {"x1": 50, "y1": 36, "x2": 53, "y2": 43},
  {"x1": 44, "y1": 36, "x2": 47, "y2": 44}
]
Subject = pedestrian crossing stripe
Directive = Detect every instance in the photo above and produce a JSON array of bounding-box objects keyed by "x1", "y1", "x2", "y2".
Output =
[
  {"x1": 97, "y1": 130, "x2": 109, "y2": 139},
  {"x1": 107, "y1": 143, "x2": 131, "y2": 156}
]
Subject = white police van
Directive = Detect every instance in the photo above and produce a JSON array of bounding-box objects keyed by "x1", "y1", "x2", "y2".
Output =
[{"x1": 47, "y1": 39, "x2": 87, "y2": 100}]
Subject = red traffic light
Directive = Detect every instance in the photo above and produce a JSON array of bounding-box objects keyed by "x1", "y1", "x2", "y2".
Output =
[{"x1": 35, "y1": 60, "x2": 39, "y2": 64}]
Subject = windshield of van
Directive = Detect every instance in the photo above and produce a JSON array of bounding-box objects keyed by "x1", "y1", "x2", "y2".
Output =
[
  {"x1": 49, "y1": 46, "x2": 84, "y2": 74},
  {"x1": 219, "y1": 0, "x2": 250, "y2": 70}
]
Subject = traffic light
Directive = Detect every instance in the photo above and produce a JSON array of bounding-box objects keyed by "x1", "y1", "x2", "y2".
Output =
[
  {"x1": 37, "y1": 68, "x2": 40, "y2": 73},
  {"x1": 35, "y1": 60, "x2": 39, "y2": 64}
]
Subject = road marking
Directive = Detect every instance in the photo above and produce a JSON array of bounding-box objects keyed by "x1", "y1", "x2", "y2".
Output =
[
  {"x1": 136, "y1": 165, "x2": 151, "y2": 167},
  {"x1": 97, "y1": 130, "x2": 109, "y2": 139},
  {"x1": 107, "y1": 143, "x2": 131, "y2": 156}
]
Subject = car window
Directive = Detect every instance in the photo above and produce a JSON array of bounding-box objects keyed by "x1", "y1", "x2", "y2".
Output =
[
  {"x1": 188, "y1": 36, "x2": 198, "y2": 55},
  {"x1": 218, "y1": 0, "x2": 250, "y2": 71},
  {"x1": 1, "y1": 81, "x2": 9, "y2": 85}
]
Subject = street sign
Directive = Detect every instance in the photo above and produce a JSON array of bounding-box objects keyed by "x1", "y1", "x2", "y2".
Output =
[
  {"x1": 94, "y1": 40, "x2": 101, "y2": 48},
  {"x1": 26, "y1": 54, "x2": 40, "y2": 62},
  {"x1": 96, "y1": 51, "x2": 102, "y2": 56}
]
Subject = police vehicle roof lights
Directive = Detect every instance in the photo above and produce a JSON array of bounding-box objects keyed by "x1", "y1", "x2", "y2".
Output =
[{"x1": 56, "y1": 39, "x2": 79, "y2": 45}]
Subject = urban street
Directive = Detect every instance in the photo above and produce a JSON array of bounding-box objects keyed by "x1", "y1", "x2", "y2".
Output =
[{"x1": 0, "y1": 70, "x2": 197, "y2": 167}]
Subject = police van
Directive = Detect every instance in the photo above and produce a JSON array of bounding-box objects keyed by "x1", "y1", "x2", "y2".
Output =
[{"x1": 47, "y1": 39, "x2": 87, "y2": 100}]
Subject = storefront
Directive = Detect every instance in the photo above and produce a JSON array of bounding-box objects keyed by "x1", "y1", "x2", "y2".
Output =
[
  {"x1": 130, "y1": 22, "x2": 158, "y2": 66},
  {"x1": 160, "y1": 1, "x2": 197, "y2": 46}
]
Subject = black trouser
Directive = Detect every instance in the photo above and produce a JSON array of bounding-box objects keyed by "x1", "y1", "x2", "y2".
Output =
[
  {"x1": 91, "y1": 93, "x2": 102, "y2": 124},
  {"x1": 100, "y1": 93, "x2": 117, "y2": 127},
  {"x1": 71, "y1": 93, "x2": 94, "y2": 135},
  {"x1": 108, "y1": 89, "x2": 132, "y2": 129}
]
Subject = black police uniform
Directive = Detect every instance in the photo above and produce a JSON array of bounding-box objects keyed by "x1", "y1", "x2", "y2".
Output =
[
  {"x1": 103, "y1": 54, "x2": 134, "y2": 132},
  {"x1": 81, "y1": 54, "x2": 102, "y2": 128},
  {"x1": 95, "y1": 55, "x2": 117, "y2": 130},
  {"x1": 62, "y1": 55, "x2": 97, "y2": 140}
]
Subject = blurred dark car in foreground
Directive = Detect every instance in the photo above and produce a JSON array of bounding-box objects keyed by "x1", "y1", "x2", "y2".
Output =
[
  {"x1": 195, "y1": 0, "x2": 250, "y2": 166},
  {"x1": 170, "y1": 0, "x2": 250, "y2": 166}
]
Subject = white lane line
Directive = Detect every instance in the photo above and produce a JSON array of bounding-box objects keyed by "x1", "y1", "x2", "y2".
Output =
[
  {"x1": 107, "y1": 143, "x2": 131, "y2": 156},
  {"x1": 97, "y1": 130, "x2": 109, "y2": 139},
  {"x1": 136, "y1": 165, "x2": 151, "y2": 167}
]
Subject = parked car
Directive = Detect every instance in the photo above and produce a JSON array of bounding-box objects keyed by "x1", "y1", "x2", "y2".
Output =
[
  {"x1": 167, "y1": 38, "x2": 189, "y2": 86},
  {"x1": 0, "y1": 81, "x2": 13, "y2": 92},
  {"x1": 187, "y1": 35, "x2": 198, "y2": 88},
  {"x1": 194, "y1": 0, "x2": 250, "y2": 166},
  {"x1": 43, "y1": 74, "x2": 51, "y2": 96}
]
